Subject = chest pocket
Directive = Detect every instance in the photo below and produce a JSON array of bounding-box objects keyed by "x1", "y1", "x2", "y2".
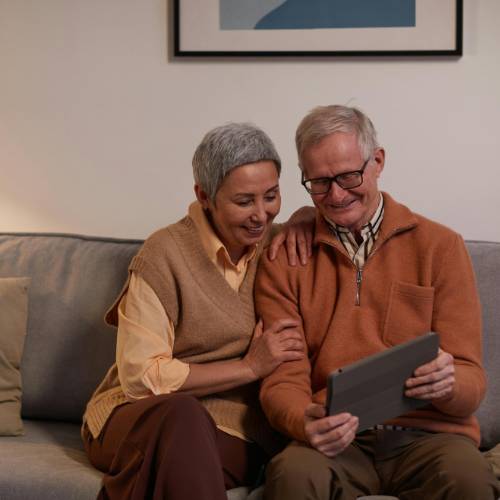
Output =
[{"x1": 382, "y1": 281, "x2": 434, "y2": 345}]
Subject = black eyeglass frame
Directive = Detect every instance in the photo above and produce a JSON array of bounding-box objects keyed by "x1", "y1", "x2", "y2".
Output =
[{"x1": 301, "y1": 158, "x2": 370, "y2": 195}]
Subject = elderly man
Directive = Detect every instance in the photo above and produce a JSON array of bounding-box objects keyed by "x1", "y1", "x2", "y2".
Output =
[{"x1": 255, "y1": 105, "x2": 500, "y2": 499}]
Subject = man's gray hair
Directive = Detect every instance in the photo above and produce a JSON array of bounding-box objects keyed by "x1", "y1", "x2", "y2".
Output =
[
  {"x1": 295, "y1": 105, "x2": 379, "y2": 169},
  {"x1": 192, "y1": 122, "x2": 281, "y2": 201}
]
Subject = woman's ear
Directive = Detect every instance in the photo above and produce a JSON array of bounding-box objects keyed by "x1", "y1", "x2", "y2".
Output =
[{"x1": 194, "y1": 184, "x2": 210, "y2": 209}]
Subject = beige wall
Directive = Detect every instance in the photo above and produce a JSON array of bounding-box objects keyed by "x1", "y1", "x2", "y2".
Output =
[{"x1": 1, "y1": 0, "x2": 499, "y2": 240}]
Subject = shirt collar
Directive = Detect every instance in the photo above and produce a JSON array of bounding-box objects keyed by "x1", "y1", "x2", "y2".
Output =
[{"x1": 188, "y1": 201, "x2": 257, "y2": 268}]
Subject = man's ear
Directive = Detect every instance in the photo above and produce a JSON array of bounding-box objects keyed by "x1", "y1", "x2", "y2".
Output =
[
  {"x1": 194, "y1": 184, "x2": 210, "y2": 209},
  {"x1": 372, "y1": 147, "x2": 385, "y2": 178}
]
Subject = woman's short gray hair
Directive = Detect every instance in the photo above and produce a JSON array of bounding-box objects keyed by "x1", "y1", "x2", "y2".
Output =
[
  {"x1": 295, "y1": 105, "x2": 379, "y2": 169},
  {"x1": 192, "y1": 122, "x2": 281, "y2": 201}
]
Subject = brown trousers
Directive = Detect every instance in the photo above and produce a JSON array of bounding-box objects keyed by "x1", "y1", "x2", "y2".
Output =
[
  {"x1": 264, "y1": 430, "x2": 500, "y2": 500},
  {"x1": 83, "y1": 393, "x2": 266, "y2": 500}
]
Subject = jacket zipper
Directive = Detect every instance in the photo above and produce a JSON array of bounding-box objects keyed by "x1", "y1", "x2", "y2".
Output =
[
  {"x1": 355, "y1": 267, "x2": 362, "y2": 306},
  {"x1": 319, "y1": 221, "x2": 416, "y2": 308},
  {"x1": 352, "y1": 227, "x2": 409, "y2": 306}
]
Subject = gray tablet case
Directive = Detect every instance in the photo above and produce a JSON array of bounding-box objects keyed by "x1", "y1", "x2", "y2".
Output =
[{"x1": 326, "y1": 332, "x2": 439, "y2": 432}]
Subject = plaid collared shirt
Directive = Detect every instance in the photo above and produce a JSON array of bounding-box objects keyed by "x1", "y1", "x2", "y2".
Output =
[{"x1": 328, "y1": 194, "x2": 384, "y2": 269}]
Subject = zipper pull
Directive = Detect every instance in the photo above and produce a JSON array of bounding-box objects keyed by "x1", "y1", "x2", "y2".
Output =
[{"x1": 355, "y1": 268, "x2": 363, "y2": 306}]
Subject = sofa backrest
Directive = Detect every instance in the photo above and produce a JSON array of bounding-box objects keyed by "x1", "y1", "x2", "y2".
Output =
[
  {"x1": 0, "y1": 234, "x2": 499, "y2": 449},
  {"x1": 0, "y1": 233, "x2": 142, "y2": 423},
  {"x1": 467, "y1": 240, "x2": 500, "y2": 449}
]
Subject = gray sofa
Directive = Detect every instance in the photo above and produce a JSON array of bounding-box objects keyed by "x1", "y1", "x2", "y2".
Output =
[{"x1": 0, "y1": 232, "x2": 499, "y2": 499}]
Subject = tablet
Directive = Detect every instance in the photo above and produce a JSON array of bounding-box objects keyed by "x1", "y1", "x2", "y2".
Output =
[{"x1": 326, "y1": 332, "x2": 439, "y2": 432}]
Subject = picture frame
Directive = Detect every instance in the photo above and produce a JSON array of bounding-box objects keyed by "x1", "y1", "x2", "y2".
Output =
[{"x1": 174, "y1": 0, "x2": 462, "y2": 57}]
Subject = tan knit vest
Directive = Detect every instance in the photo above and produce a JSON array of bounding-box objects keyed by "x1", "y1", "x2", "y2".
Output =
[
  {"x1": 129, "y1": 216, "x2": 259, "y2": 363},
  {"x1": 83, "y1": 217, "x2": 283, "y2": 454}
]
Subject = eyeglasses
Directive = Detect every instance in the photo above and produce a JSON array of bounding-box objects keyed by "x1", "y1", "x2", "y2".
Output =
[{"x1": 301, "y1": 158, "x2": 370, "y2": 195}]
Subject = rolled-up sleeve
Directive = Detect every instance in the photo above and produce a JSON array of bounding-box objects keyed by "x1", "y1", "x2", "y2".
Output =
[{"x1": 116, "y1": 273, "x2": 190, "y2": 401}]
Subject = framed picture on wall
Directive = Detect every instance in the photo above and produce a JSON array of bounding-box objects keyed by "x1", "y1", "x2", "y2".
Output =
[{"x1": 174, "y1": 0, "x2": 462, "y2": 57}]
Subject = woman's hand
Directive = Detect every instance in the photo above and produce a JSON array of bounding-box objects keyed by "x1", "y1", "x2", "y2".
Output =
[
  {"x1": 268, "y1": 206, "x2": 316, "y2": 266},
  {"x1": 243, "y1": 318, "x2": 304, "y2": 378},
  {"x1": 179, "y1": 319, "x2": 303, "y2": 397}
]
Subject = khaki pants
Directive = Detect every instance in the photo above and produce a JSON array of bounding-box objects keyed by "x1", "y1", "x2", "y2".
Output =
[{"x1": 264, "y1": 430, "x2": 499, "y2": 500}]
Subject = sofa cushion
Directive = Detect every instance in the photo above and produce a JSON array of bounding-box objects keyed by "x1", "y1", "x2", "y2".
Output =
[
  {"x1": 0, "y1": 277, "x2": 30, "y2": 435},
  {"x1": 0, "y1": 420, "x2": 102, "y2": 499},
  {"x1": 0, "y1": 419, "x2": 257, "y2": 500},
  {"x1": 466, "y1": 241, "x2": 500, "y2": 449},
  {"x1": 0, "y1": 233, "x2": 142, "y2": 423}
]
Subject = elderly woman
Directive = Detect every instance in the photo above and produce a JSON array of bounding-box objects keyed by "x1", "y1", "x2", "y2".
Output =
[{"x1": 82, "y1": 123, "x2": 309, "y2": 500}]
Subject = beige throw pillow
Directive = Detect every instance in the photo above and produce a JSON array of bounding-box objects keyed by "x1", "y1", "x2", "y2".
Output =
[{"x1": 0, "y1": 277, "x2": 30, "y2": 436}]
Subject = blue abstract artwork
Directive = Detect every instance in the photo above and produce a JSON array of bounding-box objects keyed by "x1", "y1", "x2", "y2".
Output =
[{"x1": 220, "y1": 0, "x2": 416, "y2": 30}]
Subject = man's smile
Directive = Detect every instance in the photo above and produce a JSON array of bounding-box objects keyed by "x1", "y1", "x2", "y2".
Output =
[{"x1": 329, "y1": 199, "x2": 358, "y2": 210}]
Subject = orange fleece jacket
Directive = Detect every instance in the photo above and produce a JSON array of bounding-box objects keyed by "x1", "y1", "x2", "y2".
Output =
[{"x1": 256, "y1": 192, "x2": 485, "y2": 445}]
